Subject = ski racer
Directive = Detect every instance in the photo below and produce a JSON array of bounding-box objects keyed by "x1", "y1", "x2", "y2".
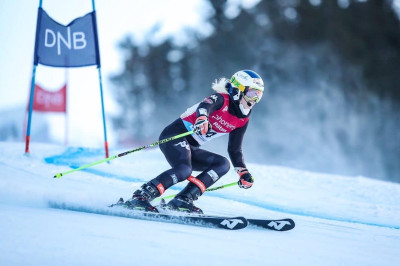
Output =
[{"x1": 124, "y1": 70, "x2": 264, "y2": 214}]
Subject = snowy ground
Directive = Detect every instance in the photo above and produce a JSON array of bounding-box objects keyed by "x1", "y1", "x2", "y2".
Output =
[{"x1": 0, "y1": 141, "x2": 399, "y2": 266}]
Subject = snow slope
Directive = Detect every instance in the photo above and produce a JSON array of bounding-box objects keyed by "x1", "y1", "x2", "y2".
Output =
[{"x1": 0, "y1": 141, "x2": 399, "y2": 266}]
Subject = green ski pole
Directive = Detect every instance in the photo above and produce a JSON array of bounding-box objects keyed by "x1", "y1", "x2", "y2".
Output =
[
  {"x1": 53, "y1": 130, "x2": 194, "y2": 178},
  {"x1": 155, "y1": 181, "x2": 237, "y2": 201}
]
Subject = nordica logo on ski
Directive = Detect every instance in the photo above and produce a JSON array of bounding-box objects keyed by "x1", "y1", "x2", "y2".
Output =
[
  {"x1": 220, "y1": 219, "x2": 244, "y2": 229},
  {"x1": 267, "y1": 220, "x2": 292, "y2": 231}
]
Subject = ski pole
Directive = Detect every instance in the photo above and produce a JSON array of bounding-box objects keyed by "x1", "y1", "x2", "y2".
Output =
[
  {"x1": 53, "y1": 131, "x2": 194, "y2": 178},
  {"x1": 155, "y1": 181, "x2": 237, "y2": 201}
]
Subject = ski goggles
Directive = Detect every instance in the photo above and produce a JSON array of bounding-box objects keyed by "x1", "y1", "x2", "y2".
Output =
[
  {"x1": 243, "y1": 88, "x2": 263, "y2": 103},
  {"x1": 231, "y1": 77, "x2": 263, "y2": 103}
]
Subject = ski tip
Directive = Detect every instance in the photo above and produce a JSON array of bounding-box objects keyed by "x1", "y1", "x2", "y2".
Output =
[{"x1": 247, "y1": 218, "x2": 295, "y2": 231}]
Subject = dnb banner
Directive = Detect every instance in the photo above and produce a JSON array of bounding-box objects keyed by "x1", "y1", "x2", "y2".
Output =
[{"x1": 34, "y1": 7, "x2": 100, "y2": 67}]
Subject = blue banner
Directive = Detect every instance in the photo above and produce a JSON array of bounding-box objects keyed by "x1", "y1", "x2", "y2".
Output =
[{"x1": 34, "y1": 8, "x2": 100, "y2": 67}]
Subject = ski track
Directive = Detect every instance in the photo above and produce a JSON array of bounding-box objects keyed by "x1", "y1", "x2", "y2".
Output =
[{"x1": 44, "y1": 147, "x2": 400, "y2": 230}]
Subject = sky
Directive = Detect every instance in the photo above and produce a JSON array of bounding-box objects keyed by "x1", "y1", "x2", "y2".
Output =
[{"x1": 0, "y1": 0, "x2": 215, "y2": 146}]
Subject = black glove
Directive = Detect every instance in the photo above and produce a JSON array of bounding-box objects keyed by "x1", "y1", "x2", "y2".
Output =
[
  {"x1": 236, "y1": 167, "x2": 254, "y2": 189},
  {"x1": 193, "y1": 115, "x2": 211, "y2": 136}
]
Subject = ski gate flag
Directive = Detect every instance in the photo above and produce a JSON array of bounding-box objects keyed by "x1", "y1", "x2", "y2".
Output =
[
  {"x1": 29, "y1": 84, "x2": 67, "y2": 113},
  {"x1": 34, "y1": 7, "x2": 100, "y2": 67}
]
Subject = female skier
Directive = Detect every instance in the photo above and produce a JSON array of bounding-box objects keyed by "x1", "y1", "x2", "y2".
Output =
[{"x1": 123, "y1": 70, "x2": 264, "y2": 214}]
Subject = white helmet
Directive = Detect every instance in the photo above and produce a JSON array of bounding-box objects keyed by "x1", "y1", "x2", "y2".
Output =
[
  {"x1": 231, "y1": 70, "x2": 264, "y2": 92},
  {"x1": 229, "y1": 70, "x2": 264, "y2": 103},
  {"x1": 226, "y1": 70, "x2": 264, "y2": 116}
]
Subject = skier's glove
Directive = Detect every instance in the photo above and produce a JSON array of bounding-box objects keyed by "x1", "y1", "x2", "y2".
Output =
[
  {"x1": 193, "y1": 115, "x2": 211, "y2": 136},
  {"x1": 236, "y1": 167, "x2": 254, "y2": 189}
]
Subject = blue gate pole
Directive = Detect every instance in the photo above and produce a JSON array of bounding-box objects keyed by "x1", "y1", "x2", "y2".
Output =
[
  {"x1": 25, "y1": 0, "x2": 43, "y2": 154},
  {"x1": 97, "y1": 68, "x2": 109, "y2": 158},
  {"x1": 92, "y1": 0, "x2": 109, "y2": 158},
  {"x1": 25, "y1": 66, "x2": 37, "y2": 154}
]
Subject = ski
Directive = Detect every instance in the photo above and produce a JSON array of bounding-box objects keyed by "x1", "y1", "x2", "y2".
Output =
[
  {"x1": 138, "y1": 212, "x2": 248, "y2": 230},
  {"x1": 247, "y1": 218, "x2": 295, "y2": 231},
  {"x1": 49, "y1": 201, "x2": 294, "y2": 231},
  {"x1": 109, "y1": 199, "x2": 293, "y2": 231},
  {"x1": 48, "y1": 201, "x2": 247, "y2": 230},
  {"x1": 109, "y1": 201, "x2": 248, "y2": 230}
]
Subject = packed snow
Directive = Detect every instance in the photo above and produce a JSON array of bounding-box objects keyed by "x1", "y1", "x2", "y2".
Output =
[{"x1": 0, "y1": 141, "x2": 399, "y2": 265}]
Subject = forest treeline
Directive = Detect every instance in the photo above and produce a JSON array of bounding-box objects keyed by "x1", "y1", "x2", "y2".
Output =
[{"x1": 110, "y1": 0, "x2": 400, "y2": 182}]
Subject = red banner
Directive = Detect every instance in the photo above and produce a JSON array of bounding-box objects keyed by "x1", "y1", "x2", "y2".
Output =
[{"x1": 29, "y1": 84, "x2": 67, "y2": 113}]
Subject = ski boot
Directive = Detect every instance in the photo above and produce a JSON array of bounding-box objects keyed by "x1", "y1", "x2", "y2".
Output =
[
  {"x1": 124, "y1": 181, "x2": 161, "y2": 213},
  {"x1": 167, "y1": 182, "x2": 203, "y2": 214}
]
